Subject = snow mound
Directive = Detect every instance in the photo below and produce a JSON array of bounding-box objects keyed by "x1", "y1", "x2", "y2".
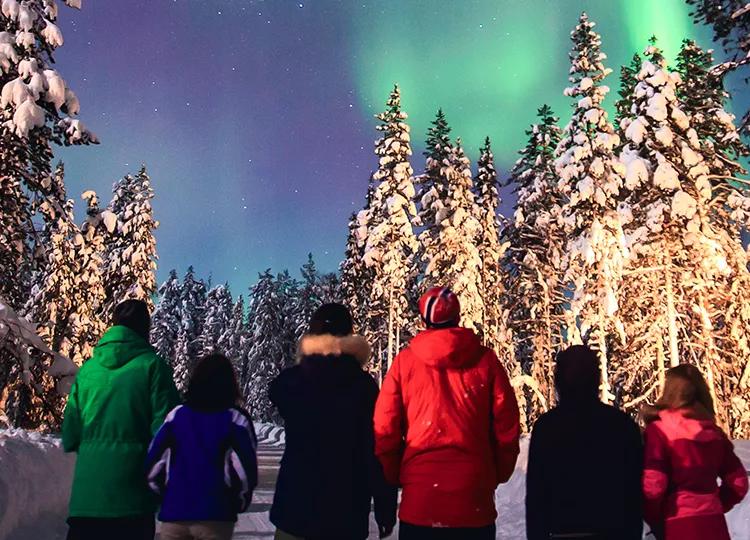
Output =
[{"x1": 0, "y1": 430, "x2": 74, "y2": 540}]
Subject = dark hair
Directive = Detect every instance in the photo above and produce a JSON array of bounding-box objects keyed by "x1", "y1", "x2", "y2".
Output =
[
  {"x1": 308, "y1": 303, "x2": 353, "y2": 337},
  {"x1": 185, "y1": 354, "x2": 241, "y2": 412},
  {"x1": 555, "y1": 345, "x2": 601, "y2": 404},
  {"x1": 643, "y1": 364, "x2": 715, "y2": 423},
  {"x1": 113, "y1": 299, "x2": 150, "y2": 340}
]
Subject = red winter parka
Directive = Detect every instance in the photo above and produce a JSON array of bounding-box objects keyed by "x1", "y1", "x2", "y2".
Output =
[
  {"x1": 373, "y1": 327, "x2": 520, "y2": 528},
  {"x1": 643, "y1": 408, "x2": 748, "y2": 540}
]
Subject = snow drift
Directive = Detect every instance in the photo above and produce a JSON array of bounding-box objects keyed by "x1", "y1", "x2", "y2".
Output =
[{"x1": 0, "y1": 430, "x2": 748, "y2": 539}]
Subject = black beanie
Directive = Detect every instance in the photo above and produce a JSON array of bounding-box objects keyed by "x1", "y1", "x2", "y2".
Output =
[
  {"x1": 308, "y1": 303, "x2": 353, "y2": 337},
  {"x1": 113, "y1": 299, "x2": 151, "y2": 340}
]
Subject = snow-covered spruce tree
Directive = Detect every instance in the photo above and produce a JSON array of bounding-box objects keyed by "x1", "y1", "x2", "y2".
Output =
[
  {"x1": 103, "y1": 166, "x2": 158, "y2": 313},
  {"x1": 172, "y1": 266, "x2": 206, "y2": 392},
  {"x1": 198, "y1": 284, "x2": 234, "y2": 356},
  {"x1": 615, "y1": 53, "x2": 642, "y2": 127},
  {"x1": 318, "y1": 272, "x2": 340, "y2": 303},
  {"x1": 473, "y1": 137, "x2": 507, "y2": 352},
  {"x1": 416, "y1": 109, "x2": 452, "y2": 281},
  {"x1": 10, "y1": 164, "x2": 75, "y2": 427},
  {"x1": 65, "y1": 190, "x2": 112, "y2": 365},
  {"x1": 275, "y1": 270, "x2": 300, "y2": 371},
  {"x1": 340, "y1": 212, "x2": 370, "y2": 333},
  {"x1": 555, "y1": 13, "x2": 627, "y2": 404},
  {"x1": 503, "y1": 105, "x2": 566, "y2": 426},
  {"x1": 151, "y1": 269, "x2": 182, "y2": 364},
  {"x1": 0, "y1": 0, "x2": 97, "y2": 310},
  {"x1": 218, "y1": 294, "x2": 249, "y2": 389},
  {"x1": 420, "y1": 134, "x2": 484, "y2": 334},
  {"x1": 245, "y1": 270, "x2": 285, "y2": 422},
  {"x1": 363, "y1": 85, "x2": 418, "y2": 375},
  {"x1": 292, "y1": 253, "x2": 322, "y2": 343},
  {"x1": 616, "y1": 43, "x2": 750, "y2": 431}
]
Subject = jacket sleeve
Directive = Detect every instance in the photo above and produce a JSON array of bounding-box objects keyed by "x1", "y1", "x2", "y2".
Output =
[
  {"x1": 61, "y1": 376, "x2": 82, "y2": 453},
  {"x1": 624, "y1": 417, "x2": 645, "y2": 539},
  {"x1": 373, "y1": 352, "x2": 406, "y2": 486},
  {"x1": 150, "y1": 355, "x2": 181, "y2": 436},
  {"x1": 718, "y1": 435, "x2": 749, "y2": 513},
  {"x1": 643, "y1": 422, "x2": 670, "y2": 529},
  {"x1": 488, "y1": 351, "x2": 521, "y2": 484},
  {"x1": 225, "y1": 408, "x2": 259, "y2": 513},
  {"x1": 525, "y1": 417, "x2": 549, "y2": 540},
  {"x1": 145, "y1": 406, "x2": 179, "y2": 496},
  {"x1": 365, "y1": 376, "x2": 398, "y2": 529}
]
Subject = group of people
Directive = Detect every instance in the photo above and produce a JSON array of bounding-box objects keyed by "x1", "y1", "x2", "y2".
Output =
[{"x1": 60, "y1": 288, "x2": 748, "y2": 540}]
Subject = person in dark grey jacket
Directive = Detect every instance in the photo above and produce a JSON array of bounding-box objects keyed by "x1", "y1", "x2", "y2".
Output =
[
  {"x1": 526, "y1": 345, "x2": 643, "y2": 540},
  {"x1": 269, "y1": 303, "x2": 397, "y2": 540}
]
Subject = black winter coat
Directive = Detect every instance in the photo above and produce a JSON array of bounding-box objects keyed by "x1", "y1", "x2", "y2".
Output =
[
  {"x1": 526, "y1": 401, "x2": 644, "y2": 540},
  {"x1": 269, "y1": 333, "x2": 397, "y2": 540}
]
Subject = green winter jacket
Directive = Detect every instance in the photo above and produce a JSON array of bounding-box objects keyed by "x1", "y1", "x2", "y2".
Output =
[{"x1": 62, "y1": 325, "x2": 180, "y2": 517}]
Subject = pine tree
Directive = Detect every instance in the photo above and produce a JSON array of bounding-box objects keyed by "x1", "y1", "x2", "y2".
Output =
[
  {"x1": 66, "y1": 190, "x2": 112, "y2": 365},
  {"x1": 293, "y1": 254, "x2": 322, "y2": 343},
  {"x1": 218, "y1": 294, "x2": 249, "y2": 389},
  {"x1": 318, "y1": 272, "x2": 341, "y2": 303},
  {"x1": 420, "y1": 132, "x2": 484, "y2": 333},
  {"x1": 198, "y1": 284, "x2": 234, "y2": 355},
  {"x1": 555, "y1": 13, "x2": 627, "y2": 403},
  {"x1": 363, "y1": 85, "x2": 418, "y2": 375},
  {"x1": 151, "y1": 270, "x2": 182, "y2": 363},
  {"x1": 172, "y1": 266, "x2": 206, "y2": 392},
  {"x1": 340, "y1": 212, "x2": 370, "y2": 334},
  {"x1": 103, "y1": 166, "x2": 158, "y2": 313},
  {"x1": 0, "y1": 0, "x2": 97, "y2": 310},
  {"x1": 245, "y1": 270, "x2": 285, "y2": 422},
  {"x1": 615, "y1": 53, "x2": 642, "y2": 126},
  {"x1": 503, "y1": 105, "x2": 566, "y2": 426}
]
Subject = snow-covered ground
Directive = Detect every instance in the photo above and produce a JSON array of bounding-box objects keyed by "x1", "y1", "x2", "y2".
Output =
[{"x1": 0, "y1": 429, "x2": 748, "y2": 539}]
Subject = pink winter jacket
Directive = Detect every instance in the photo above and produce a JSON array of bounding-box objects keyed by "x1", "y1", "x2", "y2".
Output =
[{"x1": 642, "y1": 409, "x2": 748, "y2": 540}]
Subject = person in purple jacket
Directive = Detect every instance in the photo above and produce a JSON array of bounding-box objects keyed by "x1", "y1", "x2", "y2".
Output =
[{"x1": 145, "y1": 353, "x2": 258, "y2": 540}]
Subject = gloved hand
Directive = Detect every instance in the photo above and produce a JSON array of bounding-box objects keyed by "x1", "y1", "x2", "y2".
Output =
[{"x1": 378, "y1": 523, "x2": 395, "y2": 538}]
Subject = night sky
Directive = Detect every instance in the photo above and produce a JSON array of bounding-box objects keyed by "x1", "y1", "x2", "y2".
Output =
[{"x1": 53, "y1": 0, "x2": 732, "y2": 293}]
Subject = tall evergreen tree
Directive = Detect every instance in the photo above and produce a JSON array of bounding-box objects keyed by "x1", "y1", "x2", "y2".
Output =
[
  {"x1": 473, "y1": 137, "x2": 506, "y2": 351},
  {"x1": 104, "y1": 166, "x2": 158, "y2": 313},
  {"x1": 0, "y1": 0, "x2": 97, "y2": 310},
  {"x1": 245, "y1": 270, "x2": 285, "y2": 422},
  {"x1": 363, "y1": 85, "x2": 418, "y2": 374},
  {"x1": 340, "y1": 212, "x2": 370, "y2": 334},
  {"x1": 615, "y1": 53, "x2": 642, "y2": 126},
  {"x1": 67, "y1": 190, "x2": 112, "y2": 365},
  {"x1": 218, "y1": 294, "x2": 249, "y2": 389},
  {"x1": 172, "y1": 266, "x2": 206, "y2": 392},
  {"x1": 503, "y1": 105, "x2": 566, "y2": 425},
  {"x1": 199, "y1": 284, "x2": 234, "y2": 355},
  {"x1": 555, "y1": 13, "x2": 627, "y2": 403},
  {"x1": 151, "y1": 269, "x2": 182, "y2": 363},
  {"x1": 293, "y1": 254, "x2": 322, "y2": 343}
]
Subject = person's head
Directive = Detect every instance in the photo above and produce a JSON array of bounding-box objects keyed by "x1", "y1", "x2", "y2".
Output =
[
  {"x1": 554, "y1": 345, "x2": 601, "y2": 404},
  {"x1": 418, "y1": 287, "x2": 461, "y2": 329},
  {"x1": 185, "y1": 354, "x2": 241, "y2": 412},
  {"x1": 654, "y1": 364, "x2": 715, "y2": 419},
  {"x1": 308, "y1": 303, "x2": 354, "y2": 336},
  {"x1": 112, "y1": 299, "x2": 150, "y2": 340}
]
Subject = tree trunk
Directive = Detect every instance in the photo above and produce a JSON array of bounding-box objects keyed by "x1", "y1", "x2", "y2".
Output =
[{"x1": 386, "y1": 283, "x2": 394, "y2": 372}]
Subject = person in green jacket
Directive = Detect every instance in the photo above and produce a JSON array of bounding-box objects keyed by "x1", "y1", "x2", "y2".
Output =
[{"x1": 62, "y1": 299, "x2": 181, "y2": 540}]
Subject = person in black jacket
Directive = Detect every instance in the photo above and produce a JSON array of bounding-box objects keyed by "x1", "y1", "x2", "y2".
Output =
[
  {"x1": 526, "y1": 345, "x2": 643, "y2": 540},
  {"x1": 270, "y1": 303, "x2": 397, "y2": 540}
]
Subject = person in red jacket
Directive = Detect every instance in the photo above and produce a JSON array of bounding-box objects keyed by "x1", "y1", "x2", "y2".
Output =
[
  {"x1": 642, "y1": 364, "x2": 748, "y2": 540},
  {"x1": 374, "y1": 286, "x2": 521, "y2": 540}
]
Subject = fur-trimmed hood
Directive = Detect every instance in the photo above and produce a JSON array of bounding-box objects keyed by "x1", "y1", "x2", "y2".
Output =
[{"x1": 296, "y1": 334, "x2": 371, "y2": 366}]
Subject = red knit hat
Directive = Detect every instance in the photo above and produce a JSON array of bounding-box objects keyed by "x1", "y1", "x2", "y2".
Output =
[{"x1": 418, "y1": 287, "x2": 460, "y2": 328}]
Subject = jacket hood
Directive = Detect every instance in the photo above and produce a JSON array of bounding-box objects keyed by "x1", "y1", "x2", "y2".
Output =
[
  {"x1": 408, "y1": 327, "x2": 484, "y2": 369},
  {"x1": 656, "y1": 408, "x2": 721, "y2": 443},
  {"x1": 93, "y1": 325, "x2": 154, "y2": 369},
  {"x1": 296, "y1": 334, "x2": 370, "y2": 366}
]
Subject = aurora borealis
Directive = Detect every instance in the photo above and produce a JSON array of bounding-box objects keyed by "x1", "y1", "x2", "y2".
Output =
[{"x1": 53, "y1": 0, "x2": 729, "y2": 293}]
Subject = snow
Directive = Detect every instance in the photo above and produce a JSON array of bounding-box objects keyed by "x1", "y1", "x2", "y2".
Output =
[
  {"x1": 625, "y1": 117, "x2": 647, "y2": 144},
  {"x1": 646, "y1": 93, "x2": 668, "y2": 122},
  {"x1": 654, "y1": 126, "x2": 673, "y2": 147},
  {"x1": 653, "y1": 162, "x2": 680, "y2": 191},
  {"x1": 671, "y1": 190, "x2": 698, "y2": 219},
  {"x1": 11, "y1": 98, "x2": 45, "y2": 138},
  {"x1": 41, "y1": 21, "x2": 64, "y2": 48},
  {"x1": 0, "y1": 432, "x2": 746, "y2": 539}
]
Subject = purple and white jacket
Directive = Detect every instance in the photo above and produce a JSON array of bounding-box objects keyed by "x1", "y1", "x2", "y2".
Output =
[{"x1": 145, "y1": 404, "x2": 258, "y2": 522}]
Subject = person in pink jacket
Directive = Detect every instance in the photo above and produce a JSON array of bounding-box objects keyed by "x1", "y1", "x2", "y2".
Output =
[{"x1": 642, "y1": 364, "x2": 748, "y2": 540}]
